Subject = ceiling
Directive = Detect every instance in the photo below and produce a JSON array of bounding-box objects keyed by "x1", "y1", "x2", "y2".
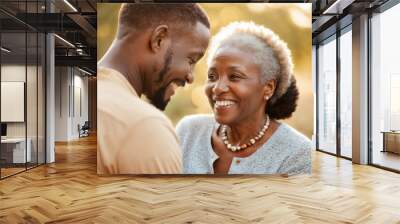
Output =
[
  {"x1": 311, "y1": 0, "x2": 390, "y2": 43},
  {"x1": 0, "y1": 0, "x2": 96, "y2": 73}
]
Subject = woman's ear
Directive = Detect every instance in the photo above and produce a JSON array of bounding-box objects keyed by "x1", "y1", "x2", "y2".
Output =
[
  {"x1": 263, "y1": 79, "x2": 276, "y2": 100},
  {"x1": 149, "y1": 25, "x2": 170, "y2": 53}
]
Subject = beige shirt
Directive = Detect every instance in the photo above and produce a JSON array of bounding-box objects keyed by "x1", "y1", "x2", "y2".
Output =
[{"x1": 97, "y1": 67, "x2": 182, "y2": 174}]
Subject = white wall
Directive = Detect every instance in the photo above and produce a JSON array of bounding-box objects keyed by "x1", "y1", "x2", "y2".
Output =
[
  {"x1": 55, "y1": 66, "x2": 69, "y2": 141},
  {"x1": 1, "y1": 63, "x2": 45, "y2": 164},
  {"x1": 54, "y1": 67, "x2": 89, "y2": 141},
  {"x1": 1, "y1": 65, "x2": 37, "y2": 138}
]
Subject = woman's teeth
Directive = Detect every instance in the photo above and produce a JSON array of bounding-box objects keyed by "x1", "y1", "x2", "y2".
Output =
[{"x1": 214, "y1": 100, "x2": 235, "y2": 108}]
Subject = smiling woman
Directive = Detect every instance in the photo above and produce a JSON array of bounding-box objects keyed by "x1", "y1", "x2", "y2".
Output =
[{"x1": 176, "y1": 21, "x2": 311, "y2": 175}]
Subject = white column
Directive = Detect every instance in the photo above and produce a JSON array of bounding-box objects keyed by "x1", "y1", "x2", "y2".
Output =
[
  {"x1": 352, "y1": 14, "x2": 369, "y2": 164},
  {"x1": 46, "y1": 33, "x2": 55, "y2": 163},
  {"x1": 45, "y1": 0, "x2": 56, "y2": 163}
]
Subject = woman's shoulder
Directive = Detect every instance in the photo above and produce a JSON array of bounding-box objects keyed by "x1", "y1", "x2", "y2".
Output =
[
  {"x1": 176, "y1": 114, "x2": 215, "y2": 138},
  {"x1": 176, "y1": 114, "x2": 215, "y2": 131},
  {"x1": 276, "y1": 123, "x2": 312, "y2": 151},
  {"x1": 176, "y1": 114, "x2": 215, "y2": 157}
]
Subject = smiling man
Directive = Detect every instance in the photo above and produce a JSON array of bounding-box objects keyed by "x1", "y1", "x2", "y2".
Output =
[{"x1": 97, "y1": 3, "x2": 211, "y2": 174}]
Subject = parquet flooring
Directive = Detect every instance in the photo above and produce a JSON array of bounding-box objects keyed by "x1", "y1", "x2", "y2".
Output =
[
  {"x1": 1, "y1": 167, "x2": 26, "y2": 178},
  {"x1": 373, "y1": 151, "x2": 400, "y2": 171},
  {"x1": 1, "y1": 135, "x2": 400, "y2": 223}
]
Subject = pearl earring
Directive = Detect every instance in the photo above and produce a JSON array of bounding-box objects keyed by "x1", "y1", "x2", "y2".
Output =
[{"x1": 265, "y1": 95, "x2": 269, "y2": 100}]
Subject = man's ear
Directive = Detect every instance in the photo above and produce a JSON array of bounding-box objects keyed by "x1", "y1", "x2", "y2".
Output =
[{"x1": 149, "y1": 25, "x2": 170, "y2": 53}]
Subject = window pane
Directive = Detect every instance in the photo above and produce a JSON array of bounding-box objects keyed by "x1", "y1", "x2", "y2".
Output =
[
  {"x1": 318, "y1": 36, "x2": 337, "y2": 154},
  {"x1": 38, "y1": 32, "x2": 45, "y2": 165},
  {"x1": 371, "y1": 3, "x2": 400, "y2": 171},
  {"x1": 27, "y1": 31, "x2": 38, "y2": 169},
  {"x1": 1, "y1": 30, "x2": 27, "y2": 177},
  {"x1": 26, "y1": 0, "x2": 39, "y2": 169},
  {"x1": 340, "y1": 29, "x2": 352, "y2": 158}
]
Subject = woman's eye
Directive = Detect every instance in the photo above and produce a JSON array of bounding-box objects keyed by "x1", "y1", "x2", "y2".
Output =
[
  {"x1": 229, "y1": 74, "x2": 241, "y2": 81},
  {"x1": 208, "y1": 73, "x2": 217, "y2": 81},
  {"x1": 189, "y1": 58, "x2": 196, "y2": 65}
]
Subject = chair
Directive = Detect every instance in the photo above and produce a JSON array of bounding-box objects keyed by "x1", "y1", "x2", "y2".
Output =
[{"x1": 79, "y1": 121, "x2": 90, "y2": 138}]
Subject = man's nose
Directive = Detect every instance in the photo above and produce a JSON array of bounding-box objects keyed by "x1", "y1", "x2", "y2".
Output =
[{"x1": 186, "y1": 71, "x2": 194, "y2": 84}]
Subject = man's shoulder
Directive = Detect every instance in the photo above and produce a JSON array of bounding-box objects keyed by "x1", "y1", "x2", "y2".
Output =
[
  {"x1": 98, "y1": 92, "x2": 171, "y2": 131},
  {"x1": 97, "y1": 67, "x2": 170, "y2": 126},
  {"x1": 99, "y1": 95, "x2": 171, "y2": 127}
]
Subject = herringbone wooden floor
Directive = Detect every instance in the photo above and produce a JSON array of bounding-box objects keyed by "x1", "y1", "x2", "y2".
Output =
[{"x1": 1, "y1": 135, "x2": 400, "y2": 223}]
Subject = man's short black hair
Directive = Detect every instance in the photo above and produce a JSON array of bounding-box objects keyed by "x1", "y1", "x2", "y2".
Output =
[{"x1": 117, "y1": 3, "x2": 210, "y2": 39}]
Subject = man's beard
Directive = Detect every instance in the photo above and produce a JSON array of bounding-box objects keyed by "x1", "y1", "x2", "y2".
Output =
[{"x1": 150, "y1": 49, "x2": 173, "y2": 111}]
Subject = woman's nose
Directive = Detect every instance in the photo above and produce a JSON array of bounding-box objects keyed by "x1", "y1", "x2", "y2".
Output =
[{"x1": 212, "y1": 79, "x2": 229, "y2": 94}]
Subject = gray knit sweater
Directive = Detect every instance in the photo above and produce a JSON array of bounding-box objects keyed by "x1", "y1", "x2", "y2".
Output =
[{"x1": 176, "y1": 114, "x2": 312, "y2": 175}]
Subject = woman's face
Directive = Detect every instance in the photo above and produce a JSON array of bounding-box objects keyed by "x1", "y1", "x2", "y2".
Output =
[{"x1": 205, "y1": 46, "x2": 274, "y2": 125}]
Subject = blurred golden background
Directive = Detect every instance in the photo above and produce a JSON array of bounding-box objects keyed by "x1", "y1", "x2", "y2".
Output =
[{"x1": 97, "y1": 3, "x2": 313, "y2": 138}]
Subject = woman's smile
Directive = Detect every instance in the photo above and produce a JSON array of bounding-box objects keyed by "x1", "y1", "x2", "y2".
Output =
[{"x1": 214, "y1": 99, "x2": 237, "y2": 110}]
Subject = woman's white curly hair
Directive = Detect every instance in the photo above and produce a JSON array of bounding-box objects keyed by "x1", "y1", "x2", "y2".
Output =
[{"x1": 207, "y1": 21, "x2": 294, "y2": 104}]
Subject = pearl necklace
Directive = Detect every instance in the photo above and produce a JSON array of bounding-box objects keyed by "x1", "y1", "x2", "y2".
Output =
[{"x1": 221, "y1": 116, "x2": 270, "y2": 152}]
